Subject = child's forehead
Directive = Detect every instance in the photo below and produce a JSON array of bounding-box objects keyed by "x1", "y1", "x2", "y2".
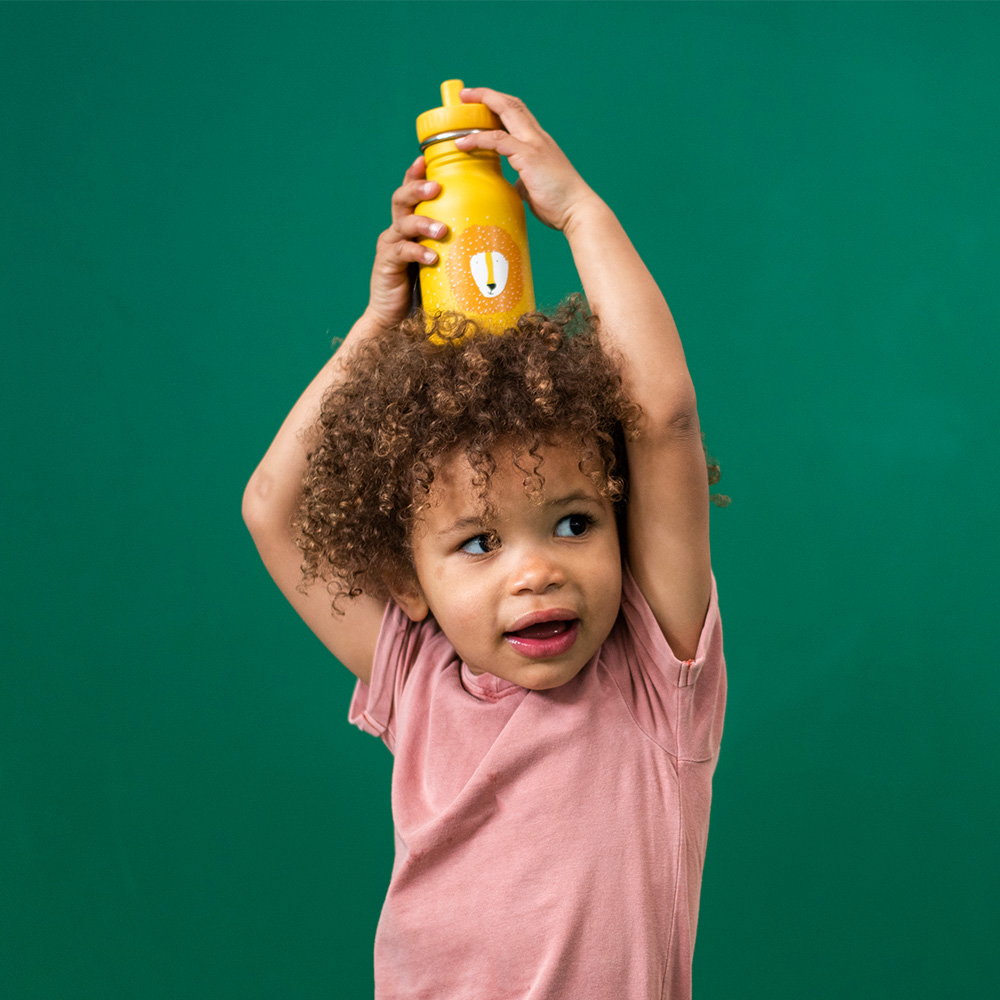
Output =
[{"x1": 426, "y1": 436, "x2": 602, "y2": 506}]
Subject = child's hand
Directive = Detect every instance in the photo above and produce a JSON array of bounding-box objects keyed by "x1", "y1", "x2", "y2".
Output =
[
  {"x1": 454, "y1": 87, "x2": 599, "y2": 233},
  {"x1": 366, "y1": 156, "x2": 448, "y2": 328}
]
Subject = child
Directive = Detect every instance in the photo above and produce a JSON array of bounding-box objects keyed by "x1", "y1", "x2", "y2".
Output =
[{"x1": 243, "y1": 86, "x2": 727, "y2": 1000}]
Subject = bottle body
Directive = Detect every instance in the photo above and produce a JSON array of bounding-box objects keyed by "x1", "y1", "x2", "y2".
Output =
[{"x1": 415, "y1": 141, "x2": 534, "y2": 337}]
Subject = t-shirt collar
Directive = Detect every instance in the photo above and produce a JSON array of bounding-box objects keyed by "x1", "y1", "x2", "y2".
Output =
[{"x1": 459, "y1": 661, "x2": 524, "y2": 701}]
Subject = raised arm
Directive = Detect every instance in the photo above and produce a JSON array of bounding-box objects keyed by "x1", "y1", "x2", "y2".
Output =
[
  {"x1": 455, "y1": 90, "x2": 711, "y2": 659},
  {"x1": 242, "y1": 157, "x2": 449, "y2": 682},
  {"x1": 563, "y1": 196, "x2": 711, "y2": 660}
]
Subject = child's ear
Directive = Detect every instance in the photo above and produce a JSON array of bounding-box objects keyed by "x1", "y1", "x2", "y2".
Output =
[{"x1": 384, "y1": 570, "x2": 430, "y2": 622}]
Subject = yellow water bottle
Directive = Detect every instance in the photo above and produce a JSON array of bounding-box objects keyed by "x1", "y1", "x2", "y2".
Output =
[{"x1": 415, "y1": 79, "x2": 535, "y2": 337}]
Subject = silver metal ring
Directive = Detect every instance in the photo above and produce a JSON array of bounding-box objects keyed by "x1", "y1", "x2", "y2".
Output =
[{"x1": 419, "y1": 128, "x2": 490, "y2": 151}]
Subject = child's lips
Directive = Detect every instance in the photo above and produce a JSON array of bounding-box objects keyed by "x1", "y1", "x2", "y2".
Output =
[
  {"x1": 506, "y1": 608, "x2": 578, "y2": 633},
  {"x1": 504, "y1": 612, "x2": 580, "y2": 659}
]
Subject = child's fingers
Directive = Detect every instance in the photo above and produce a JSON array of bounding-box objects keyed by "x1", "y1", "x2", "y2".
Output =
[
  {"x1": 396, "y1": 213, "x2": 447, "y2": 243},
  {"x1": 366, "y1": 158, "x2": 442, "y2": 322},
  {"x1": 453, "y1": 129, "x2": 523, "y2": 159},
  {"x1": 404, "y1": 155, "x2": 426, "y2": 179},
  {"x1": 376, "y1": 211, "x2": 446, "y2": 266},
  {"x1": 376, "y1": 224, "x2": 439, "y2": 267},
  {"x1": 391, "y1": 174, "x2": 441, "y2": 223},
  {"x1": 460, "y1": 87, "x2": 542, "y2": 140}
]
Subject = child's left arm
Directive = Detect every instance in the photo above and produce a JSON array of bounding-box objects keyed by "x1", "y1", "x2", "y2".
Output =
[{"x1": 456, "y1": 88, "x2": 711, "y2": 660}]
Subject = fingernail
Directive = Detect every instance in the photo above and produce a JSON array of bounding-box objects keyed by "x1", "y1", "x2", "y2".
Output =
[
  {"x1": 424, "y1": 249, "x2": 436, "y2": 263},
  {"x1": 422, "y1": 182, "x2": 435, "y2": 194},
  {"x1": 431, "y1": 223, "x2": 445, "y2": 237}
]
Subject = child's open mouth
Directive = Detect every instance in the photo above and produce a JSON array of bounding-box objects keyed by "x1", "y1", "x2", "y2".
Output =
[{"x1": 503, "y1": 618, "x2": 580, "y2": 659}]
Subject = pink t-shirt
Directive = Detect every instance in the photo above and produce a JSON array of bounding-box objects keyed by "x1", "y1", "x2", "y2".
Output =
[{"x1": 349, "y1": 565, "x2": 726, "y2": 1000}]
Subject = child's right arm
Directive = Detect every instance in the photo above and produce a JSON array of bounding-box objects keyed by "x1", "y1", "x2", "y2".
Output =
[{"x1": 241, "y1": 157, "x2": 446, "y2": 684}]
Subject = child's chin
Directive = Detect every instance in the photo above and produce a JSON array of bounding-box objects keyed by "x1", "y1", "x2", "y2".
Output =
[{"x1": 517, "y1": 661, "x2": 585, "y2": 691}]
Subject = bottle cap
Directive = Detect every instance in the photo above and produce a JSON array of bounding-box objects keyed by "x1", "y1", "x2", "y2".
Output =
[{"x1": 416, "y1": 79, "x2": 502, "y2": 146}]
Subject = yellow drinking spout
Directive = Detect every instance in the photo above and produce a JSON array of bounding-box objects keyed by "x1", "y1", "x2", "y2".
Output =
[{"x1": 441, "y1": 79, "x2": 464, "y2": 106}]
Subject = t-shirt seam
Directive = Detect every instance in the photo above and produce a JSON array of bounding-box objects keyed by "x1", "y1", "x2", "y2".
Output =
[
  {"x1": 601, "y1": 659, "x2": 716, "y2": 763},
  {"x1": 661, "y1": 721, "x2": 684, "y2": 1000}
]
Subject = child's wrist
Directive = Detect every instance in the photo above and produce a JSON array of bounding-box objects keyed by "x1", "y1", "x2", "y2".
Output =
[
  {"x1": 562, "y1": 190, "x2": 611, "y2": 241},
  {"x1": 341, "y1": 307, "x2": 391, "y2": 350},
  {"x1": 359, "y1": 305, "x2": 398, "y2": 334}
]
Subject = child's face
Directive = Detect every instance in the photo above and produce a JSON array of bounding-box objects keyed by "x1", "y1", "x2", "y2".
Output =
[{"x1": 398, "y1": 436, "x2": 622, "y2": 690}]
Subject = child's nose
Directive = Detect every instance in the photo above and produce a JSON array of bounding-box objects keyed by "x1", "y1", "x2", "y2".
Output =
[{"x1": 510, "y1": 550, "x2": 566, "y2": 595}]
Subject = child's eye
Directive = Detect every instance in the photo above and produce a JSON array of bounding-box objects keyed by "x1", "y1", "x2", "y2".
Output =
[
  {"x1": 555, "y1": 513, "x2": 593, "y2": 538},
  {"x1": 460, "y1": 533, "x2": 499, "y2": 555}
]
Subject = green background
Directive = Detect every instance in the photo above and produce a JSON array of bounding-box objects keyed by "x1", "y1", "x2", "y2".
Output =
[{"x1": 3, "y1": 2, "x2": 997, "y2": 996}]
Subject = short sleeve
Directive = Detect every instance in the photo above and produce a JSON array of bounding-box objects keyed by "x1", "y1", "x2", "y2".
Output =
[
  {"x1": 347, "y1": 603, "x2": 417, "y2": 751},
  {"x1": 347, "y1": 602, "x2": 454, "y2": 754},
  {"x1": 604, "y1": 564, "x2": 726, "y2": 761}
]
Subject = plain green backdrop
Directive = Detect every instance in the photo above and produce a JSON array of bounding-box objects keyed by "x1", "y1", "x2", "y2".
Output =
[{"x1": 2, "y1": 2, "x2": 997, "y2": 997}]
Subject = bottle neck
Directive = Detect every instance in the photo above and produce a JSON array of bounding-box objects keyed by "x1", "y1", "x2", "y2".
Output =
[{"x1": 423, "y1": 141, "x2": 503, "y2": 175}]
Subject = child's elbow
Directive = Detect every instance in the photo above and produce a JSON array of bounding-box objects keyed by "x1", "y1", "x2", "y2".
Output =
[
  {"x1": 643, "y1": 398, "x2": 701, "y2": 442},
  {"x1": 241, "y1": 469, "x2": 273, "y2": 534},
  {"x1": 665, "y1": 404, "x2": 700, "y2": 438}
]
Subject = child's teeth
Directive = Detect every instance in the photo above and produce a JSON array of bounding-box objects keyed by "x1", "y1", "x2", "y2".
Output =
[{"x1": 514, "y1": 621, "x2": 570, "y2": 639}]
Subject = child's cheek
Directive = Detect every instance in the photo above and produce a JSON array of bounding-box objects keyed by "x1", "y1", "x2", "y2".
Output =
[
  {"x1": 446, "y1": 589, "x2": 489, "y2": 635},
  {"x1": 424, "y1": 564, "x2": 485, "y2": 633}
]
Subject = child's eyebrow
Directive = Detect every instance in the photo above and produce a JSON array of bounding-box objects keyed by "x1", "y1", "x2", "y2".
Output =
[
  {"x1": 437, "y1": 491, "x2": 602, "y2": 537},
  {"x1": 544, "y1": 489, "x2": 600, "y2": 508},
  {"x1": 437, "y1": 514, "x2": 487, "y2": 538}
]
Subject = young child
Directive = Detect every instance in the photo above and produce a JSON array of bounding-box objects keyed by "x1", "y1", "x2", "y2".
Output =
[{"x1": 243, "y1": 86, "x2": 727, "y2": 1000}]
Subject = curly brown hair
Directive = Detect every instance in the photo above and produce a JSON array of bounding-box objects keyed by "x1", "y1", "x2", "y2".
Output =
[{"x1": 293, "y1": 295, "x2": 727, "y2": 610}]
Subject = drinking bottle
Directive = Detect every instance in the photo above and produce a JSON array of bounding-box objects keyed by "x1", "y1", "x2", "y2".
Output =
[{"x1": 415, "y1": 79, "x2": 535, "y2": 336}]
